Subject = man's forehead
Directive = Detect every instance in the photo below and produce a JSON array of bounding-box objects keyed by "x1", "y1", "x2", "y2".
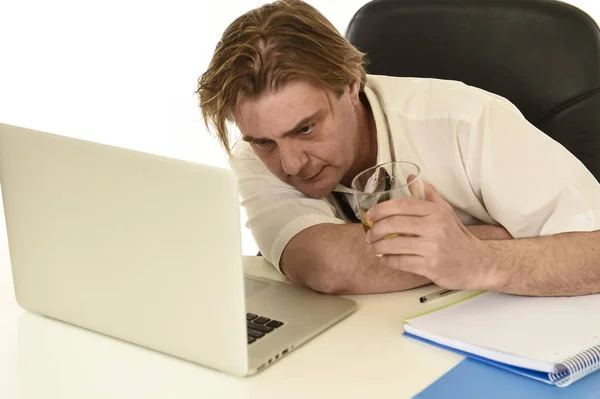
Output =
[{"x1": 238, "y1": 81, "x2": 328, "y2": 114}]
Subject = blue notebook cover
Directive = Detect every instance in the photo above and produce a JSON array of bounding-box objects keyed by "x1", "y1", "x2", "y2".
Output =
[{"x1": 414, "y1": 358, "x2": 600, "y2": 399}]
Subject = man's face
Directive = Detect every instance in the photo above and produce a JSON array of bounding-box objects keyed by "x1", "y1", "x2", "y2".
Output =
[{"x1": 235, "y1": 80, "x2": 362, "y2": 198}]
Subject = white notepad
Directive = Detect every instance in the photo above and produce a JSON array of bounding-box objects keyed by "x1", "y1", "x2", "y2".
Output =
[{"x1": 403, "y1": 291, "x2": 600, "y2": 387}]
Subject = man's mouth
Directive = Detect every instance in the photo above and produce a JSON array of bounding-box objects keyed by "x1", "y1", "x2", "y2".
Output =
[{"x1": 301, "y1": 167, "x2": 324, "y2": 182}]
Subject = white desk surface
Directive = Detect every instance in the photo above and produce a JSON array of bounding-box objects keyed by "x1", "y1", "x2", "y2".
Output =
[{"x1": 0, "y1": 232, "x2": 469, "y2": 399}]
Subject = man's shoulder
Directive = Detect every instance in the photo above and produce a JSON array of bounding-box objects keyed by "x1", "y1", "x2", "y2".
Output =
[
  {"x1": 365, "y1": 74, "x2": 497, "y2": 99},
  {"x1": 365, "y1": 74, "x2": 515, "y2": 120},
  {"x1": 228, "y1": 139, "x2": 266, "y2": 176}
]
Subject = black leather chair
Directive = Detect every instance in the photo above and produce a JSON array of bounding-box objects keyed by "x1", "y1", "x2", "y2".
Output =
[{"x1": 345, "y1": 0, "x2": 600, "y2": 181}]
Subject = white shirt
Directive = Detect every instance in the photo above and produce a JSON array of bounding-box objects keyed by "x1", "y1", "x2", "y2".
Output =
[{"x1": 230, "y1": 74, "x2": 600, "y2": 273}]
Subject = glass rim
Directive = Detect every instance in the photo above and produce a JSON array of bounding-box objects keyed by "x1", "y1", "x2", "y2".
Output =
[{"x1": 350, "y1": 160, "x2": 421, "y2": 195}]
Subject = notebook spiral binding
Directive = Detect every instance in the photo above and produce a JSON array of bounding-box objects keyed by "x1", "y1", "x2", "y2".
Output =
[{"x1": 549, "y1": 345, "x2": 600, "y2": 387}]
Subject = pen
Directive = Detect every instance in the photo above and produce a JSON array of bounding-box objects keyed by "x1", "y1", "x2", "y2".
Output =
[{"x1": 419, "y1": 289, "x2": 458, "y2": 303}]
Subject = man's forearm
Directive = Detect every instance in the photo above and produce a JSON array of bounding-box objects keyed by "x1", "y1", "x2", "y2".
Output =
[
  {"x1": 280, "y1": 223, "x2": 429, "y2": 294},
  {"x1": 480, "y1": 230, "x2": 600, "y2": 296}
]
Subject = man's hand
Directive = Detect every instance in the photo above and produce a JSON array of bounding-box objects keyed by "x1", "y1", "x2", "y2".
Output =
[{"x1": 366, "y1": 182, "x2": 489, "y2": 290}]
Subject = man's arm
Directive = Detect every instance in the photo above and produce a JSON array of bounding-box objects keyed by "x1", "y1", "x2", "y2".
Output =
[
  {"x1": 367, "y1": 184, "x2": 600, "y2": 297},
  {"x1": 280, "y1": 223, "x2": 429, "y2": 294},
  {"x1": 280, "y1": 222, "x2": 511, "y2": 294},
  {"x1": 481, "y1": 230, "x2": 600, "y2": 296}
]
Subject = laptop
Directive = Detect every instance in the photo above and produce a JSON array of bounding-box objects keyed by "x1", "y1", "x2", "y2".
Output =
[{"x1": 0, "y1": 123, "x2": 356, "y2": 377}]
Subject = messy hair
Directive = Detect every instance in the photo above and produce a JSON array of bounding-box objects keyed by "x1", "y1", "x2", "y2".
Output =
[{"x1": 196, "y1": 0, "x2": 367, "y2": 155}]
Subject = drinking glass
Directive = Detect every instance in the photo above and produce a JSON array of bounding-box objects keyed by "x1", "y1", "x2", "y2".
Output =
[{"x1": 350, "y1": 161, "x2": 425, "y2": 232}]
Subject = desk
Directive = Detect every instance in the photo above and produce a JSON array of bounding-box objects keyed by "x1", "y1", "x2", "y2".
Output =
[{"x1": 0, "y1": 236, "x2": 467, "y2": 398}]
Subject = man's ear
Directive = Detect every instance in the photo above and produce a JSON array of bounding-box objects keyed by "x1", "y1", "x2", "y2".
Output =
[{"x1": 348, "y1": 79, "x2": 361, "y2": 105}]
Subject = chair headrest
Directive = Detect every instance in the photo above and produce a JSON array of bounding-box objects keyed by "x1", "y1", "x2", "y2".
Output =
[{"x1": 346, "y1": 0, "x2": 600, "y2": 124}]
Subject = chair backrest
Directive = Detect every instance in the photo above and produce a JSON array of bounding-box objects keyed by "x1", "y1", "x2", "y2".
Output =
[{"x1": 346, "y1": 0, "x2": 600, "y2": 181}]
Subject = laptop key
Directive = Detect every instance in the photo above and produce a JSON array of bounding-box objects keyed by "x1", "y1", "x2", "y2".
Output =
[
  {"x1": 253, "y1": 316, "x2": 271, "y2": 325},
  {"x1": 247, "y1": 321, "x2": 273, "y2": 333},
  {"x1": 247, "y1": 328, "x2": 265, "y2": 339},
  {"x1": 248, "y1": 336, "x2": 256, "y2": 344},
  {"x1": 246, "y1": 313, "x2": 258, "y2": 321},
  {"x1": 266, "y1": 320, "x2": 284, "y2": 328}
]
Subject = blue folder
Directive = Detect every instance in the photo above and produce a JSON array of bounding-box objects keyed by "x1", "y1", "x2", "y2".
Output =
[
  {"x1": 408, "y1": 331, "x2": 600, "y2": 398},
  {"x1": 413, "y1": 357, "x2": 600, "y2": 399}
]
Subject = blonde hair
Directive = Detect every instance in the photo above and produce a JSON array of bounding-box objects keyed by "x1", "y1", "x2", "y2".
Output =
[{"x1": 196, "y1": 0, "x2": 367, "y2": 155}]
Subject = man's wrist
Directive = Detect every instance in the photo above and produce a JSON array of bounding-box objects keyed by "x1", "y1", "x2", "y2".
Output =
[{"x1": 474, "y1": 239, "x2": 511, "y2": 291}]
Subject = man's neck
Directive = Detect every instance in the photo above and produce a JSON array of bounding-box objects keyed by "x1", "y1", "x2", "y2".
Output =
[{"x1": 340, "y1": 92, "x2": 378, "y2": 187}]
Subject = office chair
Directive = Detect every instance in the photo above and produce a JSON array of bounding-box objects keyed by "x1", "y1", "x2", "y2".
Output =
[{"x1": 345, "y1": 0, "x2": 600, "y2": 181}]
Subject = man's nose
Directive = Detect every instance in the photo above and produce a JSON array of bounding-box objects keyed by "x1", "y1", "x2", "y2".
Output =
[{"x1": 279, "y1": 143, "x2": 308, "y2": 176}]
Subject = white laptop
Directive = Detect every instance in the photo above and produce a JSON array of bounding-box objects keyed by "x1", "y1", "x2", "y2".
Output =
[{"x1": 0, "y1": 123, "x2": 356, "y2": 376}]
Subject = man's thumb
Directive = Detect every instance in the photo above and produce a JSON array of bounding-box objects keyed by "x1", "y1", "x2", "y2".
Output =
[{"x1": 423, "y1": 180, "x2": 447, "y2": 206}]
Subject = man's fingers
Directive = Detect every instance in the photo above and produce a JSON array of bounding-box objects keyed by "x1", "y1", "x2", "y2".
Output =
[
  {"x1": 369, "y1": 235, "x2": 428, "y2": 256},
  {"x1": 407, "y1": 174, "x2": 425, "y2": 200},
  {"x1": 366, "y1": 215, "x2": 427, "y2": 243},
  {"x1": 367, "y1": 197, "x2": 434, "y2": 222}
]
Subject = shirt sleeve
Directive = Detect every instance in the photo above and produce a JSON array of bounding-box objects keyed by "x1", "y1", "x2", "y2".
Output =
[
  {"x1": 229, "y1": 141, "x2": 345, "y2": 273},
  {"x1": 468, "y1": 98, "x2": 600, "y2": 238}
]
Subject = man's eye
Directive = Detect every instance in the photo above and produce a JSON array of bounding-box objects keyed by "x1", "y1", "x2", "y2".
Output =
[
  {"x1": 254, "y1": 139, "x2": 275, "y2": 148},
  {"x1": 297, "y1": 124, "x2": 315, "y2": 135}
]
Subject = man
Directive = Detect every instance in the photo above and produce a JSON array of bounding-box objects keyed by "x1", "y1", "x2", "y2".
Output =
[{"x1": 196, "y1": 0, "x2": 600, "y2": 296}]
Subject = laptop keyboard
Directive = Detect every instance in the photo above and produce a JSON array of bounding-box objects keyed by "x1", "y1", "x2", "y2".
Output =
[{"x1": 246, "y1": 313, "x2": 285, "y2": 344}]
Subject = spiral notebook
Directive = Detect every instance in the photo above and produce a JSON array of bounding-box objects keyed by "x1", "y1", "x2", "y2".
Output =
[{"x1": 403, "y1": 291, "x2": 600, "y2": 387}]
